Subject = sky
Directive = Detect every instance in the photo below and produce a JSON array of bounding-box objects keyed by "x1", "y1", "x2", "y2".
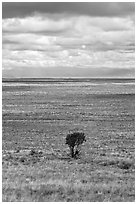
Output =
[{"x1": 2, "y1": 2, "x2": 135, "y2": 78}]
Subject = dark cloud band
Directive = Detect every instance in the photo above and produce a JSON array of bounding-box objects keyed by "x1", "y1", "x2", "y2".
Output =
[{"x1": 2, "y1": 2, "x2": 135, "y2": 19}]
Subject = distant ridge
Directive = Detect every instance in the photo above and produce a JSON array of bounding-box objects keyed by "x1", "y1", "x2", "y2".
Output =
[{"x1": 2, "y1": 77, "x2": 135, "y2": 83}]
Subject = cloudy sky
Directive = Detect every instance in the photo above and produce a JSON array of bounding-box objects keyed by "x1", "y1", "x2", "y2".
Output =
[{"x1": 2, "y1": 2, "x2": 135, "y2": 78}]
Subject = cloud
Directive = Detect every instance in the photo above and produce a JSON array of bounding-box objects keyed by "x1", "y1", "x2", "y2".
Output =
[
  {"x1": 2, "y1": 2, "x2": 135, "y2": 19},
  {"x1": 2, "y1": 65, "x2": 135, "y2": 78},
  {"x1": 3, "y1": 33, "x2": 63, "y2": 52},
  {"x1": 2, "y1": 48, "x2": 135, "y2": 72},
  {"x1": 3, "y1": 14, "x2": 134, "y2": 34},
  {"x1": 2, "y1": 16, "x2": 72, "y2": 33},
  {"x1": 3, "y1": 15, "x2": 134, "y2": 51},
  {"x1": 2, "y1": 4, "x2": 135, "y2": 78}
]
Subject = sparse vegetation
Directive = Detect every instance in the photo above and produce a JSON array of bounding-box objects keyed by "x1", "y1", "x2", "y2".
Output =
[{"x1": 2, "y1": 78, "x2": 135, "y2": 201}]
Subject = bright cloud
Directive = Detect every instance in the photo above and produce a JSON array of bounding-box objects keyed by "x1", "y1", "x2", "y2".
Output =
[{"x1": 3, "y1": 16, "x2": 73, "y2": 33}]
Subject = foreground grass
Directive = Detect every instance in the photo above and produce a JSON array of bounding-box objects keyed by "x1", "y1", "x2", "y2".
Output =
[{"x1": 2, "y1": 148, "x2": 135, "y2": 202}]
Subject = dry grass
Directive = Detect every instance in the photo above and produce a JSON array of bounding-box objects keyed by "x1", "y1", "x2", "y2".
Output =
[
  {"x1": 2, "y1": 148, "x2": 135, "y2": 201},
  {"x1": 2, "y1": 79, "x2": 135, "y2": 201}
]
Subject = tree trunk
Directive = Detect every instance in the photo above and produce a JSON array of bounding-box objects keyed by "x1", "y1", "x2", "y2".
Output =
[{"x1": 70, "y1": 147, "x2": 74, "y2": 158}]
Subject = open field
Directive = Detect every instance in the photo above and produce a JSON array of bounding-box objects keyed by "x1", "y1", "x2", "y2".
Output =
[{"x1": 2, "y1": 78, "x2": 135, "y2": 201}]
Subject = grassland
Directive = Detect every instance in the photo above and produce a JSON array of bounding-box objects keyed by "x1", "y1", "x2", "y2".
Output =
[{"x1": 2, "y1": 79, "x2": 135, "y2": 201}]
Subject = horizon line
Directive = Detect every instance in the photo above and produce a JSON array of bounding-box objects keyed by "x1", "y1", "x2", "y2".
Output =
[{"x1": 2, "y1": 77, "x2": 135, "y2": 79}]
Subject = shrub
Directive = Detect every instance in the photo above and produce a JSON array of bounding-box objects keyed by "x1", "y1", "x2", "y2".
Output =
[
  {"x1": 66, "y1": 131, "x2": 86, "y2": 158},
  {"x1": 118, "y1": 160, "x2": 133, "y2": 170},
  {"x1": 29, "y1": 149, "x2": 37, "y2": 156}
]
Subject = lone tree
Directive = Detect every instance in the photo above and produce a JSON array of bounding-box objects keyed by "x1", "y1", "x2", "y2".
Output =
[{"x1": 66, "y1": 132, "x2": 86, "y2": 158}]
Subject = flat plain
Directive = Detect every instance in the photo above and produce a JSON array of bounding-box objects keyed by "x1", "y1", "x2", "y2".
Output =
[{"x1": 2, "y1": 78, "x2": 135, "y2": 202}]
